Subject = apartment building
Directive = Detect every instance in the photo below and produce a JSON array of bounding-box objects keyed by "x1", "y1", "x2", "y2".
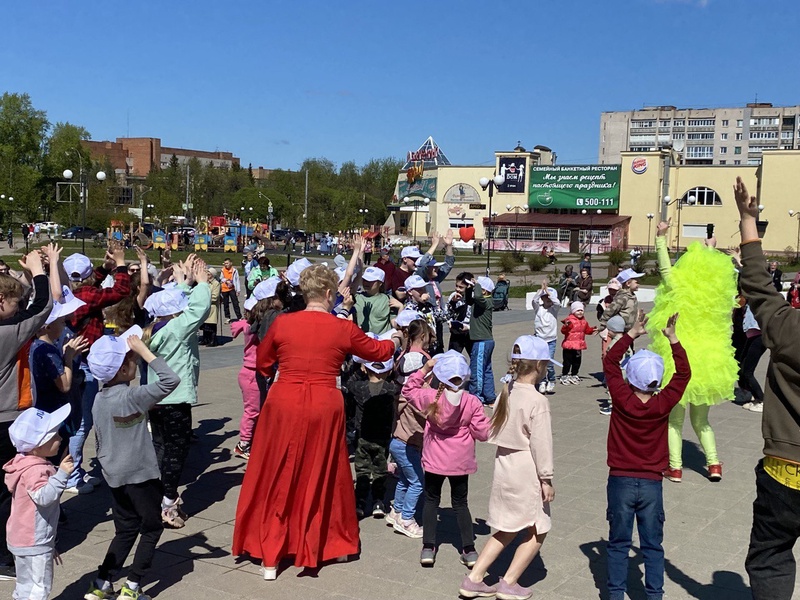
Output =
[{"x1": 599, "y1": 103, "x2": 800, "y2": 166}]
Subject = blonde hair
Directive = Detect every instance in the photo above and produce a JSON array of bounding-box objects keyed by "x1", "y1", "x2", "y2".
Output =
[
  {"x1": 299, "y1": 264, "x2": 338, "y2": 303},
  {"x1": 141, "y1": 314, "x2": 176, "y2": 346},
  {"x1": 425, "y1": 383, "x2": 446, "y2": 424},
  {"x1": 0, "y1": 274, "x2": 24, "y2": 301},
  {"x1": 491, "y1": 354, "x2": 546, "y2": 438}
]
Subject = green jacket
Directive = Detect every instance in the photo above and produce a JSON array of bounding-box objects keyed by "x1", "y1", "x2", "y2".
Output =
[
  {"x1": 468, "y1": 284, "x2": 493, "y2": 342},
  {"x1": 149, "y1": 282, "x2": 212, "y2": 405}
]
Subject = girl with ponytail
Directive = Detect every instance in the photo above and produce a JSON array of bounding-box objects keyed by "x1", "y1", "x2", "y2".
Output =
[
  {"x1": 459, "y1": 335, "x2": 557, "y2": 600},
  {"x1": 402, "y1": 350, "x2": 490, "y2": 569}
]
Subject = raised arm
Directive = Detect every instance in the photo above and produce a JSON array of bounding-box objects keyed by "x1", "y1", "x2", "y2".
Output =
[
  {"x1": 655, "y1": 219, "x2": 673, "y2": 282},
  {"x1": 401, "y1": 368, "x2": 434, "y2": 412},
  {"x1": 134, "y1": 246, "x2": 151, "y2": 309}
]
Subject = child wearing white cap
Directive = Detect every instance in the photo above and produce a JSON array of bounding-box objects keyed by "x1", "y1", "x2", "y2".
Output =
[
  {"x1": 4, "y1": 406, "x2": 73, "y2": 600},
  {"x1": 353, "y1": 266, "x2": 391, "y2": 334},
  {"x1": 84, "y1": 329, "x2": 181, "y2": 600},
  {"x1": 603, "y1": 312, "x2": 690, "y2": 600},
  {"x1": 348, "y1": 355, "x2": 401, "y2": 519},
  {"x1": 530, "y1": 278, "x2": 560, "y2": 394},
  {"x1": 598, "y1": 269, "x2": 643, "y2": 334},
  {"x1": 141, "y1": 256, "x2": 211, "y2": 529},
  {"x1": 460, "y1": 335, "x2": 557, "y2": 600},
  {"x1": 402, "y1": 350, "x2": 491, "y2": 568},
  {"x1": 559, "y1": 301, "x2": 597, "y2": 385},
  {"x1": 466, "y1": 276, "x2": 496, "y2": 405}
]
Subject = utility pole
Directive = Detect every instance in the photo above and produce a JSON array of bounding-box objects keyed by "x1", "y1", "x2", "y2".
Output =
[
  {"x1": 185, "y1": 163, "x2": 190, "y2": 222},
  {"x1": 304, "y1": 169, "x2": 308, "y2": 231}
]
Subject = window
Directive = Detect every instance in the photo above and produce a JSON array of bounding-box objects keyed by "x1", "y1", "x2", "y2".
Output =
[
  {"x1": 722, "y1": 119, "x2": 729, "y2": 126},
  {"x1": 750, "y1": 117, "x2": 779, "y2": 126},
  {"x1": 687, "y1": 132, "x2": 714, "y2": 140},
  {"x1": 685, "y1": 146, "x2": 714, "y2": 159},
  {"x1": 784, "y1": 145, "x2": 794, "y2": 150},
  {"x1": 672, "y1": 133, "x2": 685, "y2": 140},
  {"x1": 688, "y1": 119, "x2": 715, "y2": 127},
  {"x1": 734, "y1": 160, "x2": 741, "y2": 165},
  {"x1": 734, "y1": 147, "x2": 742, "y2": 154},
  {"x1": 735, "y1": 133, "x2": 743, "y2": 140},
  {"x1": 781, "y1": 130, "x2": 794, "y2": 139},
  {"x1": 719, "y1": 160, "x2": 727, "y2": 165},
  {"x1": 720, "y1": 147, "x2": 727, "y2": 154},
  {"x1": 721, "y1": 133, "x2": 728, "y2": 140},
  {"x1": 737, "y1": 119, "x2": 743, "y2": 127},
  {"x1": 750, "y1": 131, "x2": 778, "y2": 139},
  {"x1": 783, "y1": 117, "x2": 796, "y2": 127},
  {"x1": 629, "y1": 146, "x2": 652, "y2": 152},
  {"x1": 629, "y1": 134, "x2": 656, "y2": 143},
  {"x1": 681, "y1": 186, "x2": 722, "y2": 206},
  {"x1": 747, "y1": 158, "x2": 762, "y2": 165},
  {"x1": 658, "y1": 120, "x2": 671, "y2": 128},
  {"x1": 749, "y1": 145, "x2": 778, "y2": 153},
  {"x1": 631, "y1": 120, "x2": 655, "y2": 128},
  {"x1": 673, "y1": 119, "x2": 685, "y2": 127}
]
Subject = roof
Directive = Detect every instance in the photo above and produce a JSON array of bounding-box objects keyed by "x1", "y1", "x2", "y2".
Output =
[{"x1": 484, "y1": 212, "x2": 631, "y2": 227}]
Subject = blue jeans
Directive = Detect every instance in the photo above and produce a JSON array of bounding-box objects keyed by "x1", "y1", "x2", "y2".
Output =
[
  {"x1": 469, "y1": 340, "x2": 496, "y2": 404},
  {"x1": 390, "y1": 438, "x2": 424, "y2": 521},
  {"x1": 606, "y1": 476, "x2": 665, "y2": 600},
  {"x1": 68, "y1": 365, "x2": 98, "y2": 488},
  {"x1": 546, "y1": 339, "x2": 556, "y2": 382}
]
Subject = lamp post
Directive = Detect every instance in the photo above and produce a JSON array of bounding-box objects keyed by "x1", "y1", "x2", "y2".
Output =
[
  {"x1": 479, "y1": 174, "x2": 506, "y2": 276},
  {"x1": 63, "y1": 167, "x2": 106, "y2": 253},
  {"x1": 505, "y1": 204, "x2": 527, "y2": 254},
  {"x1": 581, "y1": 208, "x2": 603, "y2": 255},
  {"x1": 267, "y1": 201, "x2": 274, "y2": 236},
  {"x1": 789, "y1": 210, "x2": 800, "y2": 264},
  {"x1": 0, "y1": 195, "x2": 14, "y2": 232},
  {"x1": 359, "y1": 207, "x2": 369, "y2": 226},
  {"x1": 146, "y1": 203, "x2": 154, "y2": 224},
  {"x1": 664, "y1": 194, "x2": 696, "y2": 256},
  {"x1": 403, "y1": 196, "x2": 430, "y2": 244},
  {"x1": 646, "y1": 213, "x2": 655, "y2": 255}
]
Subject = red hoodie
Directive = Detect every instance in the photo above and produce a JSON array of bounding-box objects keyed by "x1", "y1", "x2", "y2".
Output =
[
  {"x1": 603, "y1": 333, "x2": 691, "y2": 480},
  {"x1": 560, "y1": 314, "x2": 596, "y2": 350}
]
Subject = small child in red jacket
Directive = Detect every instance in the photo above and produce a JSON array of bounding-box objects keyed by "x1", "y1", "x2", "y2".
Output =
[{"x1": 560, "y1": 301, "x2": 596, "y2": 385}]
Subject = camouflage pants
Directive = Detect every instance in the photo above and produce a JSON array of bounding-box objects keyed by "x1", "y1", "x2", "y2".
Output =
[{"x1": 354, "y1": 438, "x2": 389, "y2": 509}]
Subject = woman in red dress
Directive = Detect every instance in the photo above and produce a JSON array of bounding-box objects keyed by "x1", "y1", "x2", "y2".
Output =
[{"x1": 232, "y1": 265, "x2": 403, "y2": 578}]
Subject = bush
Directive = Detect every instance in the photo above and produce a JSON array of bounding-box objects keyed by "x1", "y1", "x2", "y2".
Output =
[
  {"x1": 527, "y1": 253, "x2": 549, "y2": 272},
  {"x1": 498, "y1": 252, "x2": 522, "y2": 272},
  {"x1": 606, "y1": 248, "x2": 628, "y2": 267}
]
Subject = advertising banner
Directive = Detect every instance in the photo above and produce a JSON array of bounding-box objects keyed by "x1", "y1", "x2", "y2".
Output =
[
  {"x1": 442, "y1": 183, "x2": 482, "y2": 204},
  {"x1": 397, "y1": 176, "x2": 437, "y2": 201},
  {"x1": 497, "y1": 157, "x2": 526, "y2": 193},
  {"x1": 528, "y1": 165, "x2": 621, "y2": 210}
]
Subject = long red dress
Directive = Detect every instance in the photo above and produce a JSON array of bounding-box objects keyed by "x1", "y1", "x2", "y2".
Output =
[{"x1": 232, "y1": 311, "x2": 395, "y2": 568}]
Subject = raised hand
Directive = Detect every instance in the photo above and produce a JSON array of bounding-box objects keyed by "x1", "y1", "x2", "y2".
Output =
[
  {"x1": 430, "y1": 230, "x2": 442, "y2": 250},
  {"x1": 726, "y1": 246, "x2": 742, "y2": 267},
  {"x1": 661, "y1": 313, "x2": 679, "y2": 343},
  {"x1": 656, "y1": 219, "x2": 671, "y2": 237},
  {"x1": 23, "y1": 249, "x2": 44, "y2": 275},
  {"x1": 627, "y1": 310, "x2": 648, "y2": 339},
  {"x1": 43, "y1": 243, "x2": 62, "y2": 265},
  {"x1": 422, "y1": 357, "x2": 437, "y2": 375},
  {"x1": 444, "y1": 229, "x2": 454, "y2": 246},
  {"x1": 64, "y1": 335, "x2": 90, "y2": 357},
  {"x1": 111, "y1": 242, "x2": 125, "y2": 266},
  {"x1": 733, "y1": 176, "x2": 759, "y2": 220},
  {"x1": 134, "y1": 245, "x2": 148, "y2": 262}
]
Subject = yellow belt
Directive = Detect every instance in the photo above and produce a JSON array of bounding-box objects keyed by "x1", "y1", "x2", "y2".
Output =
[{"x1": 764, "y1": 455, "x2": 800, "y2": 490}]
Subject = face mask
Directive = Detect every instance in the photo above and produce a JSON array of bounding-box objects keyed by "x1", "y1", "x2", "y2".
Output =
[{"x1": 443, "y1": 388, "x2": 464, "y2": 406}]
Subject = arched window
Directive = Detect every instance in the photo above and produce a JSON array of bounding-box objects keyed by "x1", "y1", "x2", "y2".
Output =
[{"x1": 681, "y1": 186, "x2": 722, "y2": 206}]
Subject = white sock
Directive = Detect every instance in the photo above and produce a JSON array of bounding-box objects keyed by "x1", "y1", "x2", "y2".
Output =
[
  {"x1": 96, "y1": 578, "x2": 112, "y2": 591},
  {"x1": 126, "y1": 580, "x2": 140, "y2": 591},
  {"x1": 162, "y1": 496, "x2": 176, "y2": 507}
]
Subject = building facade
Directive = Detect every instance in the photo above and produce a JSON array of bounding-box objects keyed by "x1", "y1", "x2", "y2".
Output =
[{"x1": 600, "y1": 103, "x2": 800, "y2": 167}]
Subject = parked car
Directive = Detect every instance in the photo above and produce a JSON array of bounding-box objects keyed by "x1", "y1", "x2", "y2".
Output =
[
  {"x1": 34, "y1": 221, "x2": 60, "y2": 232},
  {"x1": 62, "y1": 226, "x2": 98, "y2": 239}
]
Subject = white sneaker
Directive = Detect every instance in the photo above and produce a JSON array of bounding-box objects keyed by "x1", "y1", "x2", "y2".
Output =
[
  {"x1": 538, "y1": 381, "x2": 547, "y2": 394},
  {"x1": 65, "y1": 482, "x2": 95, "y2": 495},
  {"x1": 384, "y1": 508, "x2": 401, "y2": 527},
  {"x1": 546, "y1": 381, "x2": 555, "y2": 394},
  {"x1": 393, "y1": 518, "x2": 423, "y2": 538},
  {"x1": 741, "y1": 401, "x2": 754, "y2": 410},
  {"x1": 570, "y1": 376, "x2": 581, "y2": 384},
  {"x1": 560, "y1": 376, "x2": 571, "y2": 385},
  {"x1": 748, "y1": 402, "x2": 764, "y2": 413}
]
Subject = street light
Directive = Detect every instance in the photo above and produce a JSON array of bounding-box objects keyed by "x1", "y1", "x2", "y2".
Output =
[
  {"x1": 664, "y1": 194, "x2": 696, "y2": 256},
  {"x1": 479, "y1": 174, "x2": 506, "y2": 276},
  {"x1": 267, "y1": 201, "x2": 274, "y2": 236},
  {"x1": 789, "y1": 210, "x2": 800, "y2": 264},
  {"x1": 146, "y1": 203, "x2": 155, "y2": 223},
  {"x1": 63, "y1": 167, "x2": 106, "y2": 253},
  {"x1": 505, "y1": 204, "x2": 528, "y2": 254},
  {"x1": 581, "y1": 208, "x2": 603, "y2": 255},
  {"x1": 359, "y1": 207, "x2": 369, "y2": 226},
  {"x1": 403, "y1": 196, "x2": 430, "y2": 245},
  {"x1": 646, "y1": 213, "x2": 655, "y2": 255}
]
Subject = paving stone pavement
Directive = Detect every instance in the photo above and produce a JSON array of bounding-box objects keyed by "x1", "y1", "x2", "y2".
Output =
[{"x1": 0, "y1": 297, "x2": 784, "y2": 599}]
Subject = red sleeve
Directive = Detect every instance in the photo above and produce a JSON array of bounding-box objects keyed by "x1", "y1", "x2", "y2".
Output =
[
  {"x1": 256, "y1": 317, "x2": 280, "y2": 377},
  {"x1": 657, "y1": 342, "x2": 691, "y2": 410},
  {"x1": 560, "y1": 319, "x2": 572, "y2": 335},
  {"x1": 585, "y1": 322, "x2": 597, "y2": 335},
  {"x1": 603, "y1": 333, "x2": 635, "y2": 403},
  {"x1": 73, "y1": 267, "x2": 131, "y2": 313},
  {"x1": 346, "y1": 320, "x2": 394, "y2": 362}
]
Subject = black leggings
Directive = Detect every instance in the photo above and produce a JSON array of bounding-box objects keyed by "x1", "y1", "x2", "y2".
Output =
[
  {"x1": 739, "y1": 335, "x2": 766, "y2": 402},
  {"x1": 149, "y1": 403, "x2": 193, "y2": 500},
  {"x1": 562, "y1": 348, "x2": 582, "y2": 376},
  {"x1": 423, "y1": 472, "x2": 473, "y2": 549},
  {"x1": 99, "y1": 479, "x2": 164, "y2": 584}
]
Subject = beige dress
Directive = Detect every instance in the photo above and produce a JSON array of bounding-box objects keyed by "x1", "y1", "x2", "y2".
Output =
[{"x1": 487, "y1": 382, "x2": 554, "y2": 533}]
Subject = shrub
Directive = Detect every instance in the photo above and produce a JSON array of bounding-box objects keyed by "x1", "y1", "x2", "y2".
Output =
[
  {"x1": 606, "y1": 248, "x2": 627, "y2": 266},
  {"x1": 498, "y1": 252, "x2": 522, "y2": 272},
  {"x1": 527, "y1": 253, "x2": 549, "y2": 272}
]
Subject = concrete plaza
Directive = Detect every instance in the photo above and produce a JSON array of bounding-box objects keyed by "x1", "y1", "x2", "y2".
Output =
[{"x1": 0, "y1": 297, "x2": 779, "y2": 599}]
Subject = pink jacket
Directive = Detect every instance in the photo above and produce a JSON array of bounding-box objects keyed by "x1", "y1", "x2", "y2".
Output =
[
  {"x1": 402, "y1": 370, "x2": 491, "y2": 475},
  {"x1": 4, "y1": 454, "x2": 68, "y2": 555},
  {"x1": 561, "y1": 314, "x2": 596, "y2": 350},
  {"x1": 231, "y1": 320, "x2": 259, "y2": 370}
]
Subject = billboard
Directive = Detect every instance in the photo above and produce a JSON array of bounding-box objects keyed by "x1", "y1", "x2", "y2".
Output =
[
  {"x1": 528, "y1": 165, "x2": 621, "y2": 210},
  {"x1": 442, "y1": 183, "x2": 481, "y2": 204},
  {"x1": 497, "y1": 157, "x2": 526, "y2": 193}
]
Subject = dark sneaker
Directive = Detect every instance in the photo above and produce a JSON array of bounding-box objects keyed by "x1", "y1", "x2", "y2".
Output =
[
  {"x1": 460, "y1": 549, "x2": 479, "y2": 568},
  {"x1": 372, "y1": 500, "x2": 386, "y2": 518},
  {"x1": 420, "y1": 546, "x2": 436, "y2": 567},
  {"x1": 459, "y1": 574, "x2": 497, "y2": 598},
  {"x1": 0, "y1": 563, "x2": 15, "y2": 581},
  {"x1": 234, "y1": 441, "x2": 251, "y2": 460},
  {"x1": 599, "y1": 403, "x2": 612, "y2": 416},
  {"x1": 496, "y1": 577, "x2": 532, "y2": 600}
]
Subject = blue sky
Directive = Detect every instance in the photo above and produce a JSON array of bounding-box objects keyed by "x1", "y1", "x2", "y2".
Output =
[{"x1": 3, "y1": 0, "x2": 799, "y2": 170}]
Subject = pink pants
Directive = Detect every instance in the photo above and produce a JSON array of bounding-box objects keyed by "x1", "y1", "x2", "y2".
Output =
[{"x1": 238, "y1": 367, "x2": 262, "y2": 445}]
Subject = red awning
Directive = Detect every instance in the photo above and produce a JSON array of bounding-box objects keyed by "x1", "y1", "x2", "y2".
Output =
[
  {"x1": 484, "y1": 213, "x2": 630, "y2": 227},
  {"x1": 362, "y1": 231, "x2": 382, "y2": 239}
]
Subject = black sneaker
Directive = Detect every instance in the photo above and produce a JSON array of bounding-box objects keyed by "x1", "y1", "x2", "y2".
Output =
[
  {"x1": 372, "y1": 501, "x2": 386, "y2": 518},
  {"x1": 0, "y1": 563, "x2": 16, "y2": 581}
]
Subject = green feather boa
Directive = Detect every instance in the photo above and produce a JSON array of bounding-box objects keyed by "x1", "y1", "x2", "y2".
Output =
[{"x1": 646, "y1": 242, "x2": 738, "y2": 406}]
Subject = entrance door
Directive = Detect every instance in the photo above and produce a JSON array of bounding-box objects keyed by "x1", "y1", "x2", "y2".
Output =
[{"x1": 569, "y1": 229, "x2": 579, "y2": 253}]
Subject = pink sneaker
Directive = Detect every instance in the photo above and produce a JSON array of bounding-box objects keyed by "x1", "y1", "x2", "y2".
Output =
[
  {"x1": 496, "y1": 578, "x2": 532, "y2": 600},
  {"x1": 393, "y1": 517, "x2": 423, "y2": 538},
  {"x1": 384, "y1": 508, "x2": 400, "y2": 527},
  {"x1": 459, "y1": 575, "x2": 497, "y2": 598}
]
